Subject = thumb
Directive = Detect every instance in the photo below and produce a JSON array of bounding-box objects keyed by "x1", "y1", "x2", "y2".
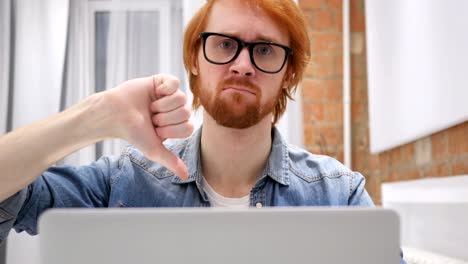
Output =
[{"x1": 145, "y1": 143, "x2": 189, "y2": 181}]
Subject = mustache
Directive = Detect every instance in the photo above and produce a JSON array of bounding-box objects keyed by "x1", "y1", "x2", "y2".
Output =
[{"x1": 217, "y1": 78, "x2": 261, "y2": 94}]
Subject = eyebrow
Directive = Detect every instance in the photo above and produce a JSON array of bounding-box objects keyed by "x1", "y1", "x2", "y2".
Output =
[{"x1": 221, "y1": 31, "x2": 282, "y2": 44}]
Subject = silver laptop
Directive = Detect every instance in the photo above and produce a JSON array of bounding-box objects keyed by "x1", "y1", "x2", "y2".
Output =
[{"x1": 38, "y1": 207, "x2": 400, "y2": 264}]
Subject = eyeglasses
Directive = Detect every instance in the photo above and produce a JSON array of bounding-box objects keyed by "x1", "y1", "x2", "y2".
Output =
[{"x1": 199, "y1": 32, "x2": 292, "y2": 74}]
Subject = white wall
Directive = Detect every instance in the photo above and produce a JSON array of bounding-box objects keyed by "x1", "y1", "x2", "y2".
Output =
[
  {"x1": 365, "y1": 0, "x2": 468, "y2": 153},
  {"x1": 382, "y1": 175, "x2": 468, "y2": 260}
]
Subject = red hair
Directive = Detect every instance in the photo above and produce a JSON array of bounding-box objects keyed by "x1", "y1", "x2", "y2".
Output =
[{"x1": 183, "y1": 0, "x2": 311, "y2": 124}]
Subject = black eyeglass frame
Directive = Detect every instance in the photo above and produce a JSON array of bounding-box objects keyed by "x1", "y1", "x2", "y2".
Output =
[{"x1": 199, "y1": 32, "x2": 293, "y2": 74}]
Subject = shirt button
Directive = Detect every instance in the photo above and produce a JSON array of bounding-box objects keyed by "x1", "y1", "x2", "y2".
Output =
[{"x1": 256, "y1": 202, "x2": 263, "y2": 208}]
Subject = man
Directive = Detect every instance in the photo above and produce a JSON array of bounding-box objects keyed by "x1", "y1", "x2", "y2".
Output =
[{"x1": 1, "y1": 0, "x2": 373, "y2": 242}]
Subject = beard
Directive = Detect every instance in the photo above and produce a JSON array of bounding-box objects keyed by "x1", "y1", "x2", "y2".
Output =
[{"x1": 197, "y1": 77, "x2": 280, "y2": 129}]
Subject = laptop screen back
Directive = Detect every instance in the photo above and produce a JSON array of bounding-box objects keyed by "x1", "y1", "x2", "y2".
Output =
[{"x1": 38, "y1": 207, "x2": 400, "y2": 264}]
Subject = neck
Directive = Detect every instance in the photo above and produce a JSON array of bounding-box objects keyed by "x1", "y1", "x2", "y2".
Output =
[{"x1": 200, "y1": 111, "x2": 273, "y2": 198}]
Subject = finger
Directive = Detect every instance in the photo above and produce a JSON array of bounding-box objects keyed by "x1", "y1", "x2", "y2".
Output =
[
  {"x1": 146, "y1": 144, "x2": 189, "y2": 180},
  {"x1": 134, "y1": 128, "x2": 189, "y2": 180},
  {"x1": 155, "y1": 122, "x2": 194, "y2": 139},
  {"x1": 154, "y1": 76, "x2": 180, "y2": 99},
  {"x1": 150, "y1": 90, "x2": 187, "y2": 113},
  {"x1": 152, "y1": 106, "x2": 191, "y2": 127}
]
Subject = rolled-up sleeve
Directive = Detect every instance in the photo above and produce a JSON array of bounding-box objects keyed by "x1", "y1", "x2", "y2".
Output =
[
  {"x1": 0, "y1": 155, "x2": 121, "y2": 243},
  {"x1": 0, "y1": 188, "x2": 28, "y2": 243}
]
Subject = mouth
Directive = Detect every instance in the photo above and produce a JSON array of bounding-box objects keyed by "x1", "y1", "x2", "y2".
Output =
[{"x1": 222, "y1": 87, "x2": 256, "y2": 95}]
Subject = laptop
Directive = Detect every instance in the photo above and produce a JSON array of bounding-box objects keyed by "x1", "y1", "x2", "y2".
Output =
[{"x1": 38, "y1": 207, "x2": 400, "y2": 264}]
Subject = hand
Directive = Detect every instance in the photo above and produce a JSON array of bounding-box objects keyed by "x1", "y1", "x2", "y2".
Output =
[{"x1": 105, "y1": 74, "x2": 193, "y2": 180}]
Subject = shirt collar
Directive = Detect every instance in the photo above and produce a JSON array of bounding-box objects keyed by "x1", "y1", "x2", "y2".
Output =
[{"x1": 172, "y1": 126, "x2": 290, "y2": 186}]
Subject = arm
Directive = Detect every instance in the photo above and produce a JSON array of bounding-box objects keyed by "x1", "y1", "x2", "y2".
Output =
[{"x1": 0, "y1": 74, "x2": 193, "y2": 202}]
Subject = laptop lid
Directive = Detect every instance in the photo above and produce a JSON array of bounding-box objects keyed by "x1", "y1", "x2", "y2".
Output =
[{"x1": 38, "y1": 207, "x2": 400, "y2": 264}]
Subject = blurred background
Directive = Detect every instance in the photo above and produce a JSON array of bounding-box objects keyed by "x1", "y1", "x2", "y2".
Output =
[{"x1": 0, "y1": 0, "x2": 467, "y2": 263}]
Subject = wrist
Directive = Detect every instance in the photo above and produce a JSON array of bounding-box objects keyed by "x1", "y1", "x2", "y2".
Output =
[{"x1": 72, "y1": 91, "x2": 120, "y2": 143}]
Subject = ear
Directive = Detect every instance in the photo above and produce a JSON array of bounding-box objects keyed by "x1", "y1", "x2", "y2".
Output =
[
  {"x1": 191, "y1": 65, "x2": 199, "y2": 76},
  {"x1": 191, "y1": 53, "x2": 199, "y2": 76},
  {"x1": 282, "y1": 69, "x2": 294, "y2": 89}
]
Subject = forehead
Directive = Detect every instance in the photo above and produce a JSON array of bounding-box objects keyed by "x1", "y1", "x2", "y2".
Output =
[{"x1": 204, "y1": 0, "x2": 289, "y2": 45}]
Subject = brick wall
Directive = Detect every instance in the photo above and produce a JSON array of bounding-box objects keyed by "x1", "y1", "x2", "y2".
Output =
[
  {"x1": 300, "y1": 0, "x2": 344, "y2": 162},
  {"x1": 299, "y1": 0, "x2": 468, "y2": 204}
]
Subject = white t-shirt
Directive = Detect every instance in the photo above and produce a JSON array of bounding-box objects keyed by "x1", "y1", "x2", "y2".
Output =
[{"x1": 200, "y1": 176, "x2": 250, "y2": 208}]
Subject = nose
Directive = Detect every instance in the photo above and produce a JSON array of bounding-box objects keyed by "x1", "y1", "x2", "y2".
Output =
[{"x1": 229, "y1": 48, "x2": 255, "y2": 77}]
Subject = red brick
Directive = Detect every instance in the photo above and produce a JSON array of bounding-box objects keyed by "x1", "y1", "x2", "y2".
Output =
[
  {"x1": 302, "y1": 103, "x2": 325, "y2": 124},
  {"x1": 430, "y1": 162, "x2": 451, "y2": 178},
  {"x1": 447, "y1": 122, "x2": 468, "y2": 156},
  {"x1": 420, "y1": 165, "x2": 432, "y2": 178},
  {"x1": 324, "y1": 102, "x2": 343, "y2": 123},
  {"x1": 351, "y1": 102, "x2": 367, "y2": 123},
  {"x1": 351, "y1": 123, "x2": 369, "y2": 151},
  {"x1": 299, "y1": 0, "x2": 325, "y2": 10},
  {"x1": 317, "y1": 126, "x2": 340, "y2": 146},
  {"x1": 452, "y1": 159, "x2": 468, "y2": 175},
  {"x1": 350, "y1": 7, "x2": 365, "y2": 32},
  {"x1": 350, "y1": 0, "x2": 365, "y2": 32},
  {"x1": 351, "y1": 0, "x2": 364, "y2": 12},
  {"x1": 390, "y1": 144, "x2": 415, "y2": 167},
  {"x1": 324, "y1": 79, "x2": 343, "y2": 101},
  {"x1": 367, "y1": 154, "x2": 381, "y2": 172},
  {"x1": 364, "y1": 173, "x2": 380, "y2": 203},
  {"x1": 378, "y1": 151, "x2": 391, "y2": 171},
  {"x1": 306, "y1": 125, "x2": 343, "y2": 148},
  {"x1": 388, "y1": 149, "x2": 400, "y2": 167},
  {"x1": 390, "y1": 168, "x2": 420, "y2": 181},
  {"x1": 352, "y1": 150, "x2": 380, "y2": 172},
  {"x1": 335, "y1": 53, "x2": 343, "y2": 78},
  {"x1": 308, "y1": 55, "x2": 336, "y2": 78},
  {"x1": 431, "y1": 131, "x2": 447, "y2": 161},
  {"x1": 303, "y1": 11, "x2": 313, "y2": 28},
  {"x1": 351, "y1": 79, "x2": 368, "y2": 103},
  {"x1": 336, "y1": 151, "x2": 344, "y2": 164},
  {"x1": 400, "y1": 144, "x2": 416, "y2": 165},
  {"x1": 388, "y1": 170, "x2": 398, "y2": 182},
  {"x1": 327, "y1": 0, "x2": 342, "y2": 10},
  {"x1": 310, "y1": 32, "x2": 342, "y2": 54},
  {"x1": 351, "y1": 149, "x2": 365, "y2": 172},
  {"x1": 405, "y1": 168, "x2": 421, "y2": 180},
  {"x1": 302, "y1": 79, "x2": 326, "y2": 101},
  {"x1": 351, "y1": 54, "x2": 367, "y2": 78},
  {"x1": 310, "y1": 10, "x2": 334, "y2": 31},
  {"x1": 304, "y1": 125, "x2": 314, "y2": 146},
  {"x1": 334, "y1": 8, "x2": 343, "y2": 32},
  {"x1": 352, "y1": 150, "x2": 366, "y2": 171}
]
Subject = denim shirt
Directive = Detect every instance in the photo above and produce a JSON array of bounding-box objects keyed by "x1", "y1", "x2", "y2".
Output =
[{"x1": 0, "y1": 127, "x2": 374, "y2": 241}]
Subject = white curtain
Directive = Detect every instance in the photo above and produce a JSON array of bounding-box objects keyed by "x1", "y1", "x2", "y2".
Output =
[
  {"x1": 62, "y1": 0, "x2": 184, "y2": 162},
  {"x1": 60, "y1": 0, "x2": 96, "y2": 166},
  {"x1": 101, "y1": 10, "x2": 137, "y2": 157},
  {"x1": 101, "y1": 2, "x2": 183, "y2": 157},
  {"x1": 0, "y1": 0, "x2": 11, "y2": 135},
  {"x1": 5, "y1": 1, "x2": 69, "y2": 263},
  {"x1": 10, "y1": 0, "x2": 68, "y2": 130}
]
